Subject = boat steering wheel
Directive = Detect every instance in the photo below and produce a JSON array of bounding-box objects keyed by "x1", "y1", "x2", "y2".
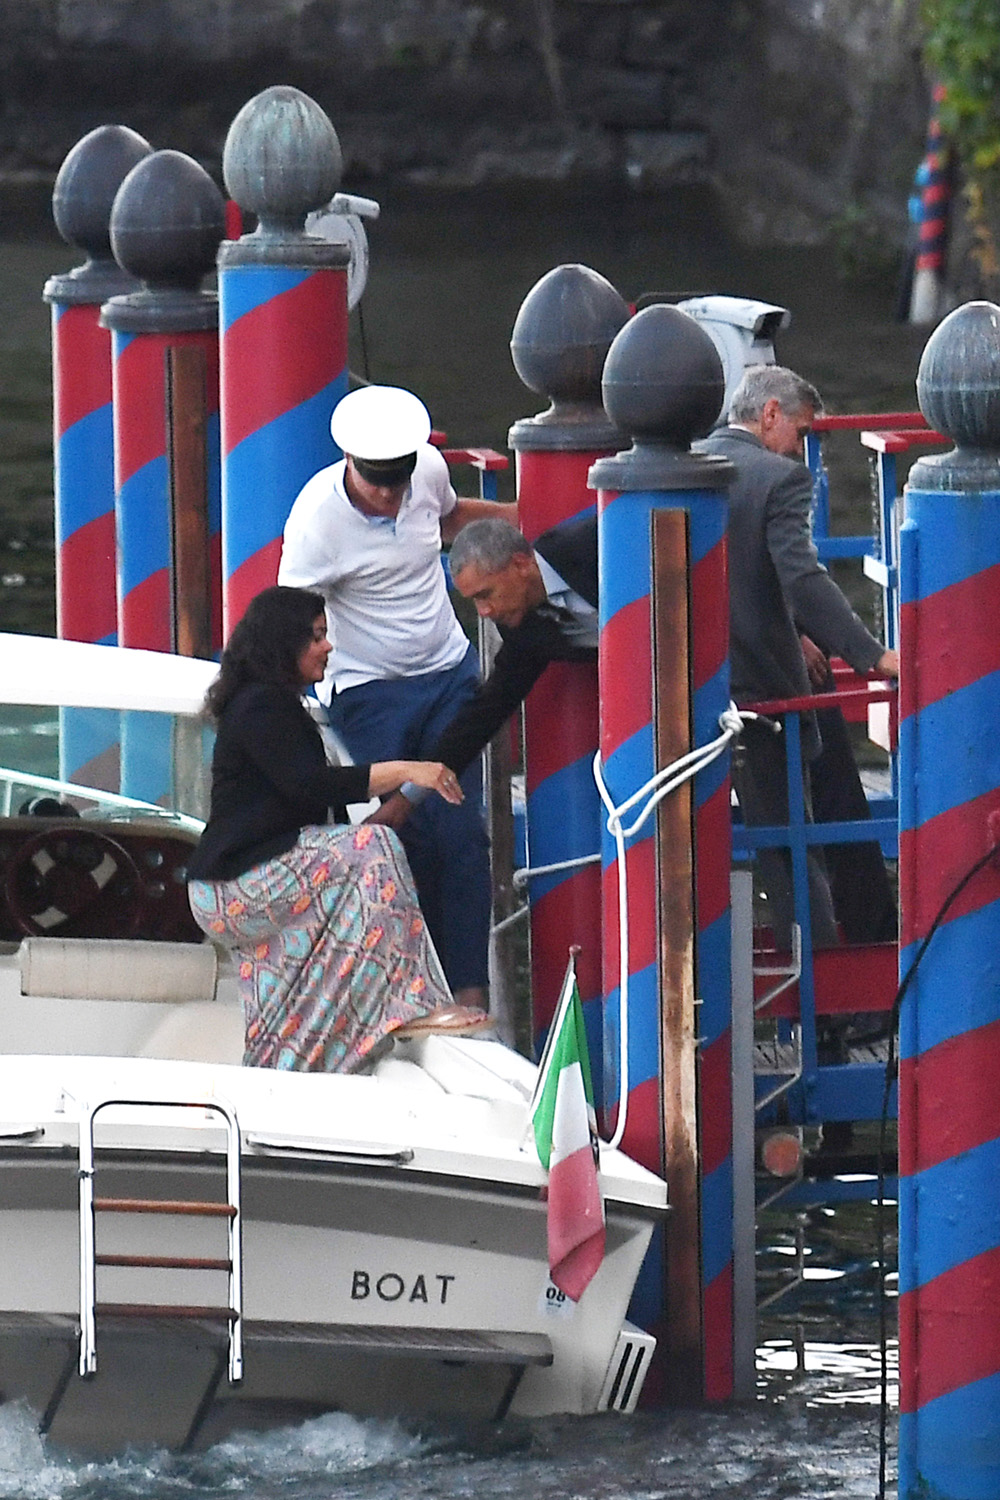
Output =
[{"x1": 4, "y1": 825, "x2": 145, "y2": 939}]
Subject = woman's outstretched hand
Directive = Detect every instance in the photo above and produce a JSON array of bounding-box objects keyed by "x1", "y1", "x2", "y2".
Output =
[
  {"x1": 365, "y1": 760, "x2": 465, "y2": 809},
  {"x1": 402, "y1": 761, "x2": 464, "y2": 803}
]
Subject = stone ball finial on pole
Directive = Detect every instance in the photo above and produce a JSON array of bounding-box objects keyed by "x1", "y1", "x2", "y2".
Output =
[
  {"x1": 51, "y1": 124, "x2": 153, "y2": 293},
  {"x1": 218, "y1": 86, "x2": 350, "y2": 637},
  {"x1": 588, "y1": 304, "x2": 735, "y2": 1405},
  {"x1": 898, "y1": 299, "x2": 1000, "y2": 1500},
  {"x1": 108, "y1": 150, "x2": 226, "y2": 323},
  {"x1": 223, "y1": 84, "x2": 343, "y2": 240},
  {"x1": 598, "y1": 301, "x2": 728, "y2": 482},
  {"x1": 510, "y1": 263, "x2": 630, "y2": 445},
  {"x1": 507, "y1": 264, "x2": 630, "y2": 1080},
  {"x1": 912, "y1": 298, "x2": 1000, "y2": 491}
]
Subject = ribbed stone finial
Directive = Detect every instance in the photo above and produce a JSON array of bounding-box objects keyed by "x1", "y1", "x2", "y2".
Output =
[
  {"x1": 101, "y1": 150, "x2": 225, "y2": 333},
  {"x1": 509, "y1": 264, "x2": 630, "y2": 450},
  {"x1": 223, "y1": 85, "x2": 343, "y2": 237},
  {"x1": 43, "y1": 125, "x2": 152, "y2": 304},
  {"x1": 911, "y1": 301, "x2": 1000, "y2": 491},
  {"x1": 589, "y1": 304, "x2": 732, "y2": 491}
]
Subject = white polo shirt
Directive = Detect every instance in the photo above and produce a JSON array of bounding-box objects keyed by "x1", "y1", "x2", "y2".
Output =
[{"x1": 278, "y1": 443, "x2": 470, "y2": 694}]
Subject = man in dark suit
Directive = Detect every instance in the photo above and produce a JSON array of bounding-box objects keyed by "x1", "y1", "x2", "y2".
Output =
[
  {"x1": 696, "y1": 364, "x2": 898, "y2": 950},
  {"x1": 370, "y1": 513, "x2": 597, "y2": 827}
]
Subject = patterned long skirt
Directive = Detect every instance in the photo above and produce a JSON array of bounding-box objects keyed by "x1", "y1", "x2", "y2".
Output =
[{"x1": 188, "y1": 824, "x2": 451, "y2": 1073}]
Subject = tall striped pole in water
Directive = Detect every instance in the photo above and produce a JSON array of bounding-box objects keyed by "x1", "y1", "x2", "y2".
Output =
[
  {"x1": 508, "y1": 264, "x2": 630, "y2": 1079},
  {"x1": 897, "y1": 300, "x2": 1000, "y2": 1498},
  {"x1": 589, "y1": 305, "x2": 735, "y2": 1403},
  {"x1": 909, "y1": 82, "x2": 952, "y2": 327},
  {"x1": 43, "y1": 125, "x2": 150, "y2": 788},
  {"x1": 101, "y1": 150, "x2": 225, "y2": 804},
  {"x1": 218, "y1": 86, "x2": 349, "y2": 638}
]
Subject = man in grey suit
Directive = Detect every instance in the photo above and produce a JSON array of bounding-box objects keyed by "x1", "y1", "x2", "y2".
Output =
[{"x1": 697, "y1": 365, "x2": 899, "y2": 951}]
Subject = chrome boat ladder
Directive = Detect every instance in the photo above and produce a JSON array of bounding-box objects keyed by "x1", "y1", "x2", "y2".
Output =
[{"x1": 78, "y1": 1096, "x2": 243, "y2": 1384}]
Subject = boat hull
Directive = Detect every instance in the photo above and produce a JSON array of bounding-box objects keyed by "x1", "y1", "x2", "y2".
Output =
[{"x1": 0, "y1": 1109, "x2": 658, "y2": 1451}]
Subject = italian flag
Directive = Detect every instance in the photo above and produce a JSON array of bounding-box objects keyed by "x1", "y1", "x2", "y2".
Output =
[{"x1": 530, "y1": 963, "x2": 606, "y2": 1301}]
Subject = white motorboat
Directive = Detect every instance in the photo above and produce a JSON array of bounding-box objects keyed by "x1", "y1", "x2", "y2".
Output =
[{"x1": 0, "y1": 633, "x2": 666, "y2": 1454}]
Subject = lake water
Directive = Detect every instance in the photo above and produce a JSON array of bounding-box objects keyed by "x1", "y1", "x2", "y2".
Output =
[
  {"x1": 0, "y1": 1343, "x2": 895, "y2": 1500},
  {"x1": 0, "y1": 177, "x2": 914, "y2": 1496}
]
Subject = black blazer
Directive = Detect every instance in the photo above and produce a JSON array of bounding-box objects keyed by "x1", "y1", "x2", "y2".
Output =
[
  {"x1": 187, "y1": 682, "x2": 372, "y2": 882},
  {"x1": 434, "y1": 513, "x2": 598, "y2": 776}
]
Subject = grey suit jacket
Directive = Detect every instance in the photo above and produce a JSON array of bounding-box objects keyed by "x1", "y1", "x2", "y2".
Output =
[{"x1": 695, "y1": 426, "x2": 883, "y2": 713}]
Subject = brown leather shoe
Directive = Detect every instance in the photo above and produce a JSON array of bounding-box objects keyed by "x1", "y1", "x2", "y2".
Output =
[{"x1": 393, "y1": 1005, "x2": 493, "y2": 1038}]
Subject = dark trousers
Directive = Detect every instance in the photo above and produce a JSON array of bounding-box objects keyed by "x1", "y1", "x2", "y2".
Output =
[
  {"x1": 330, "y1": 645, "x2": 491, "y2": 992},
  {"x1": 810, "y1": 685, "x2": 897, "y2": 943},
  {"x1": 734, "y1": 693, "x2": 897, "y2": 951},
  {"x1": 732, "y1": 716, "x2": 839, "y2": 951}
]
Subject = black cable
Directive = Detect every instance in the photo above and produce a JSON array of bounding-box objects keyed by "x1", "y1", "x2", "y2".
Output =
[
  {"x1": 876, "y1": 840, "x2": 1000, "y2": 1500},
  {"x1": 357, "y1": 299, "x2": 372, "y2": 386}
]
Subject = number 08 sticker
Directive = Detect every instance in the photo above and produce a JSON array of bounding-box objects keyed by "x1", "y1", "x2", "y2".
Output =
[{"x1": 538, "y1": 1279, "x2": 575, "y2": 1317}]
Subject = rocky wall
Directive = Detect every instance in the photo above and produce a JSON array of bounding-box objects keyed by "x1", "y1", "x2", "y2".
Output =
[{"x1": 0, "y1": 0, "x2": 929, "y2": 247}]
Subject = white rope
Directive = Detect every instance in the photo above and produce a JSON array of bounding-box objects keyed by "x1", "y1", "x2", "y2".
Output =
[
  {"x1": 512, "y1": 851, "x2": 601, "y2": 890},
  {"x1": 491, "y1": 855, "x2": 604, "y2": 938},
  {"x1": 594, "y1": 704, "x2": 767, "y2": 1151}
]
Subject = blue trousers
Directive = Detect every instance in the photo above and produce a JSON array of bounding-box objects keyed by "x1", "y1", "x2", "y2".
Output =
[{"x1": 330, "y1": 645, "x2": 491, "y2": 992}]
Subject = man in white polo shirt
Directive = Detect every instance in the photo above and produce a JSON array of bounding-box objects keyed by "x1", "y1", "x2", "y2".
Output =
[{"x1": 278, "y1": 385, "x2": 512, "y2": 1007}]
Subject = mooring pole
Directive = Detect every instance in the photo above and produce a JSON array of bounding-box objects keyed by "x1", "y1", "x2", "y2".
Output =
[
  {"x1": 508, "y1": 263, "x2": 629, "y2": 1071},
  {"x1": 101, "y1": 150, "x2": 224, "y2": 806},
  {"x1": 897, "y1": 300, "x2": 1000, "y2": 1498},
  {"x1": 218, "y1": 86, "x2": 349, "y2": 638},
  {"x1": 44, "y1": 125, "x2": 151, "y2": 649},
  {"x1": 589, "y1": 304, "x2": 735, "y2": 1403},
  {"x1": 43, "y1": 125, "x2": 151, "y2": 789},
  {"x1": 167, "y1": 343, "x2": 214, "y2": 661},
  {"x1": 101, "y1": 149, "x2": 224, "y2": 655}
]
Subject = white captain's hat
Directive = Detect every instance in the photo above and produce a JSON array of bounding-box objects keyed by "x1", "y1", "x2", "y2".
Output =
[{"x1": 330, "y1": 385, "x2": 431, "y2": 460}]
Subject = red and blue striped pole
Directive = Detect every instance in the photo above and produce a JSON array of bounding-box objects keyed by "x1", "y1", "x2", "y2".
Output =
[
  {"x1": 108, "y1": 325, "x2": 221, "y2": 653},
  {"x1": 909, "y1": 83, "x2": 953, "y2": 325},
  {"x1": 898, "y1": 301, "x2": 1000, "y2": 1498},
  {"x1": 508, "y1": 264, "x2": 630, "y2": 1079},
  {"x1": 590, "y1": 304, "x2": 735, "y2": 1403},
  {"x1": 44, "y1": 126, "x2": 151, "y2": 789},
  {"x1": 102, "y1": 150, "x2": 225, "y2": 653},
  {"x1": 101, "y1": 150, "x2": 225, "y2": 804},
  {"x1": 218, "y1": 86, "x2": 349, "y2": 638},
  {"x1": 45, "y1": 125, "x2": 151, "y2": 648}
]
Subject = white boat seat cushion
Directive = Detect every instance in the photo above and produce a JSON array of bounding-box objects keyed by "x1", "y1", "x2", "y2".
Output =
[{"x1": 19, "y1": 937, "x2": 218, "y2": 1002}]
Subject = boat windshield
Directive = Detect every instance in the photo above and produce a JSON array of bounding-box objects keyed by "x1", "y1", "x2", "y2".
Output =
[{"x1": 0, "y1": 702, "x2": 211, "y2": 833}]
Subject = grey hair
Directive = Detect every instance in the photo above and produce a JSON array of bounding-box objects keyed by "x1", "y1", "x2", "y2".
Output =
[
  {"x1": 449, "y1": 518, "x2": 533, "y2": 576},
  {"x1": 728, "y1": 365, "x2": 823, "y2": 425}
]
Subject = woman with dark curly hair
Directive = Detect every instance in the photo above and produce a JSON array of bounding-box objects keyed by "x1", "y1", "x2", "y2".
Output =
[{"x1": 187, "y1": 586, "x2": 487, "y2": 1073}]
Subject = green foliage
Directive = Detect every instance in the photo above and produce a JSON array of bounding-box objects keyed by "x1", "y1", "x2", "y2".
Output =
[{"x1": 922, "y1": 0, "x2": 1000, "y2": 174}]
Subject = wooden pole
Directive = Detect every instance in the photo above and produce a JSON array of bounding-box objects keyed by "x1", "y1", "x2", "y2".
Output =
[
  {"x1": 651, "y1": 506, "x2": 703, "y2": 1400},
  {"x1": 166, "y1": 343, "x2": 212, "y2": 660}
]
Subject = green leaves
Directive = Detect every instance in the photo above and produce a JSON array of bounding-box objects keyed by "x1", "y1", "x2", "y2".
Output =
[{"x1": 922, "y1": 0, "x2": 1000, "y2": 175}]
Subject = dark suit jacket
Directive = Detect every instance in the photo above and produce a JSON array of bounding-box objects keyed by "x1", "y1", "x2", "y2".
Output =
[
  {"x1": 434, "y1": 513, "x2": 598, "y2": 775},
  {"x1": 695, "y1": 426, "x2": 884, "y2": 707}
]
